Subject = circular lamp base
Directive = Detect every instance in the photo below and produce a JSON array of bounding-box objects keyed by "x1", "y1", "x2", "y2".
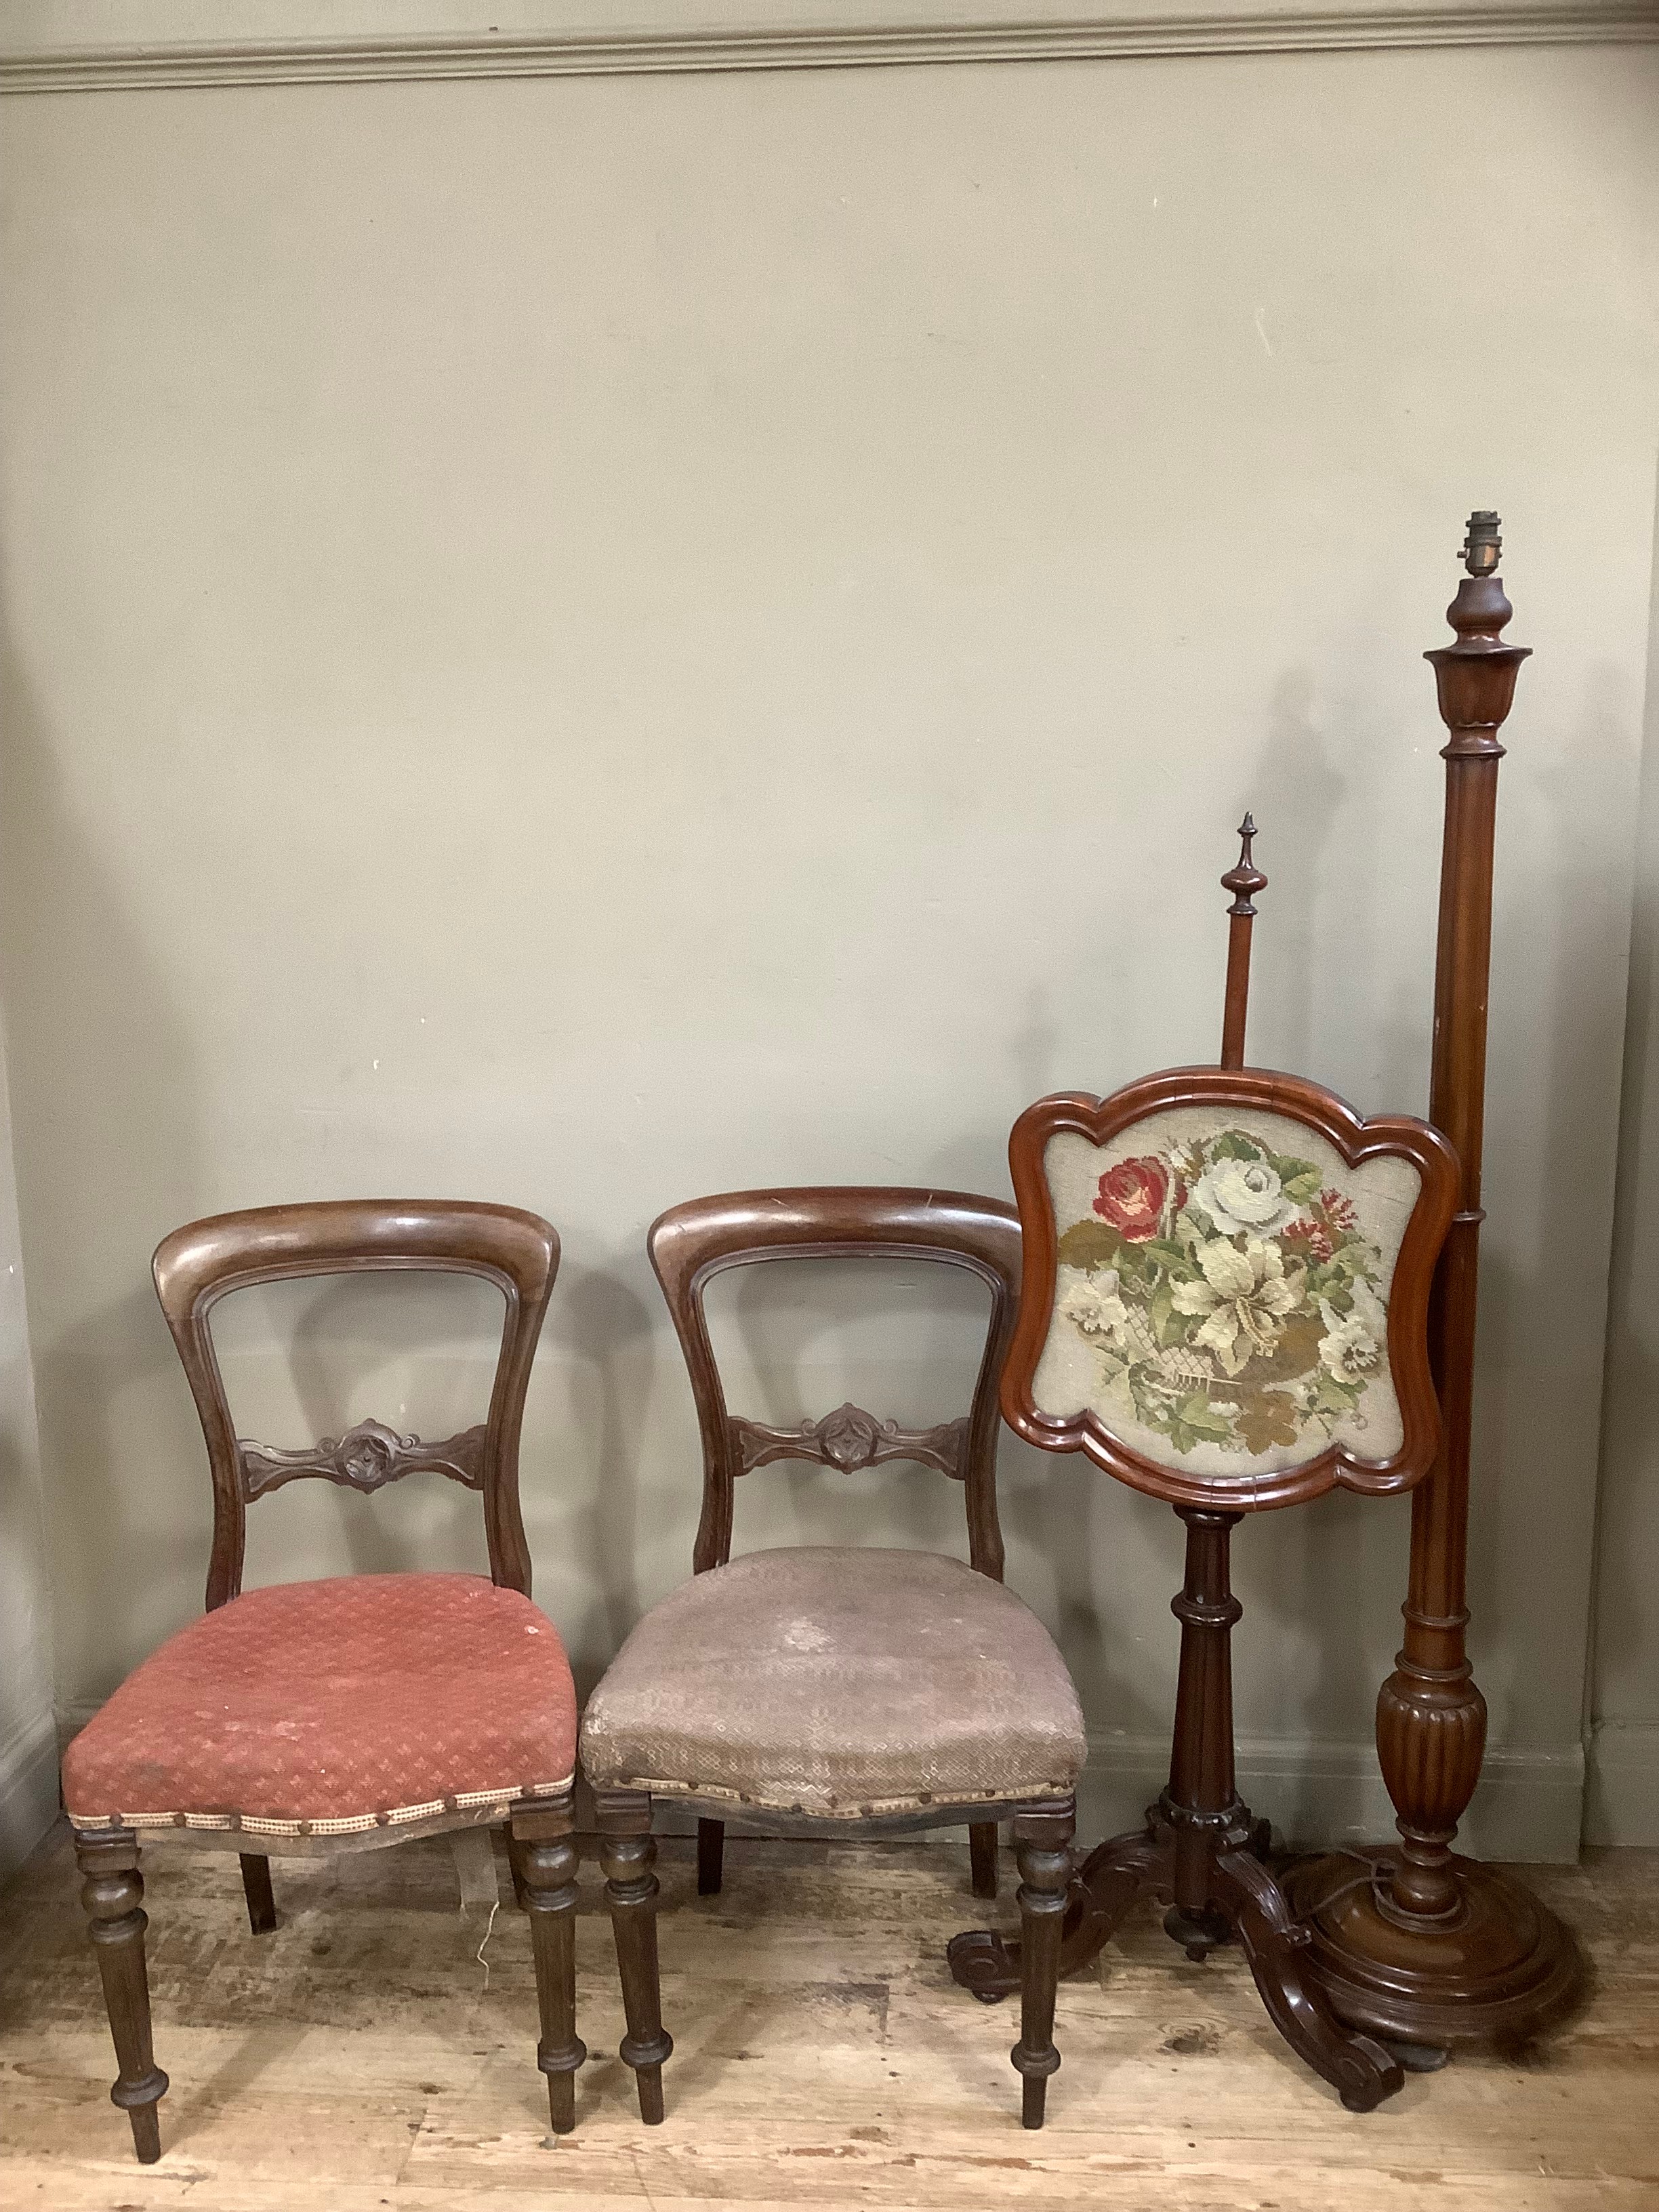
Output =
[{"x1": 1284, "y1": 1849, "x2": 1583, "y2": 2052}]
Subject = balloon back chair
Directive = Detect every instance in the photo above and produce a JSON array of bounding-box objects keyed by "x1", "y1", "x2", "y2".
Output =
[
  {"x1": 60, "y1": 1200, "x2": 584, "y2": 2162},
  {"x1": 579, "y1": 1187, "x2": 1088, "y2": 2129}
]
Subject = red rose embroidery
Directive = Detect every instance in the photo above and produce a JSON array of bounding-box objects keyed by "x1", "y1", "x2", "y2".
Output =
[{"x1": 1093, "y1": 1157, "x2": 1168, "y2": 1241}]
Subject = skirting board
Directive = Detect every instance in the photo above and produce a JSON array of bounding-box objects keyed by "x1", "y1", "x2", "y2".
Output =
[
  {"x1": 3, "y1": 0, "x2": 1657, "y2": 92},
  {"x1": 0, "y1": 1711, "x2": 62, "y2": 1879},
  {"x1": 57, "y1": 1702, "x2": 1585, "y2": 1860},
  {"x1": 655, "y1": 1729, "x2": 1587, "y2": 1863},
  {"x1": 1584, "y1": 1721, "x2": 1659, "y2": 1847}
]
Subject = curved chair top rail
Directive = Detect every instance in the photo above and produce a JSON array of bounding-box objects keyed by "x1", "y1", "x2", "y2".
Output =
[
  {"x1": 647, "y1": 1187, "x2": 1021, "y2": 1580},
  {"x1": 649, "y1": 1185, "x2": 1021, "y2": 1300},
  {"x1": 153, "y1": 1198, "x2": 559, "y2": 1324},
  {"x1": 152, "y1": 1199, "x2": 560, "y2": 1610}
]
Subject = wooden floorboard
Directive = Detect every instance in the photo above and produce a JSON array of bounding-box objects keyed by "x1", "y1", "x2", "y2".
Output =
[{"x1": 1, "y1": 1824, "x2": 1655, "y2": 2209}]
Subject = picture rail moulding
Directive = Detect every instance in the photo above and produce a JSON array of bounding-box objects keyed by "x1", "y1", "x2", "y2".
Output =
[{"x1": 3, "y1": 0, "x2": 1657, "y2": 92}]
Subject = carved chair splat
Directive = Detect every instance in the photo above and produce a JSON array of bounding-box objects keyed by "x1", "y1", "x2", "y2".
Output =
[
  {"x1": 579, "y1": 1188, "x2": 1088, "y2": 2129},
  {"x1": 61, "y1": 1200, "x2": 583, "y2": 2162}
]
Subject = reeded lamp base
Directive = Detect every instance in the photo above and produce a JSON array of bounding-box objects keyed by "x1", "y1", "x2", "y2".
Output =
[{"x1": 1284, "y1": 1849, "x2": 1583, "y2": 2051}]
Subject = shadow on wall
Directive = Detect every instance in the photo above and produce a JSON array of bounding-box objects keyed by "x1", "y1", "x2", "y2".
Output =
[
  {"x1": 1248, "y1": 668, "x2": 1350, "y2": 1085},
  {"x1": 1232, "y1": 666, "x2": 1417, "y2": 1813},
  {"x1": 1537, "y1": 668, "x2": 1654, "y2": 1740},
  {"x1": 0, "y1": 629, "x2": 206, "y2": 1707},
  {"x1": 1590, "y1": 473, "x2": 1659, "y2": 1821},
  {"x1": 542, "y1": 1256, "x2": 657, "y2": 1696}
]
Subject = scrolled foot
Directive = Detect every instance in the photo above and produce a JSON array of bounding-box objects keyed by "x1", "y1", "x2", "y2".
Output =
[
  {"x1": 1215, "y1": 1847, "x2": 1404, "y2": 2111},
  {"x1": 1337, "y1": 2035, "x2": 1407, "y2": 2112},
  {"x1": 946, "y1": 1925, "x2": 1019, "y2": 2004}
]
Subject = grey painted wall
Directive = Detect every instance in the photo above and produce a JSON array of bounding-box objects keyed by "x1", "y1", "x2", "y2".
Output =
[
  {"x1": 0, "y1": 1023, "x2": 56, "y2": 1873},
  {"x1": 1589, "y1": 488, "x2": 1659, "y2": 1846},
  {"x1": 1, "y1": 40, "x2": 1656, "y2": 1856}
]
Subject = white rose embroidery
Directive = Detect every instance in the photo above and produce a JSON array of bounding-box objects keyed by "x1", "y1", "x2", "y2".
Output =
[
  {"x1": 1059, "y1": 1270, "x2": 1132, "y2": 1347},
  {"x1": 1191, "y1": 1155, "x2": 1297, "y2": 1238}
]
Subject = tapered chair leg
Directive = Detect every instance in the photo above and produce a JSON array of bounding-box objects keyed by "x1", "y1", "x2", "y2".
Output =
[
  {"x1": 696, "y1": 1816, "x2": 724, "y2": 1896},
  {"x1": 597, "y1": 1791, "x2": 673, "y2": 2125},
  {"x1": 968, "y1": 1821, "x2": 999, "y2": 1900},
  {"x1": 76, "y1": 1829, "x2": 169, "y2": 2164},
  {"x1": 1011, "y1": 1803, "x2": 1074, "y2": 2129},
  {"x1": 512, "y1": 1797, "x2": 586, "y2": 2135},
  {"x1": 239, "y1": 1853, "x2": 276, "y2": 1935}
]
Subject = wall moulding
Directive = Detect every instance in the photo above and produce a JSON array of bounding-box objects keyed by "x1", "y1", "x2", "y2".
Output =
[{"x1": 3, "y1": 0, "x2": 1657, "y2": 91}]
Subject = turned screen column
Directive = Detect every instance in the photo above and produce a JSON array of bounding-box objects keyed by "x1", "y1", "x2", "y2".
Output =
[{"x1": 1374, "y1": 513, "x2": 1526, "y2": 1919}]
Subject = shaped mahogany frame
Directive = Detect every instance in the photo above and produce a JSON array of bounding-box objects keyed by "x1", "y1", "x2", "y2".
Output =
[{"x1": 1002, "y1": 1065, "x2": 1459, "y2": 1514}]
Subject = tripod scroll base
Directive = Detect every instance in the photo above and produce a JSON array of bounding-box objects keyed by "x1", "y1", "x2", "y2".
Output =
[
  {"x1": 1282, "y1": 1849, "x2": 1583, "y2": 2054},
  {"x1": 947, "y1": 1797, "x2": 1404, "y2": 2114}
]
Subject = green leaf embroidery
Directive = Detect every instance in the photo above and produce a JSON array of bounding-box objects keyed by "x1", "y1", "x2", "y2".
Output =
[
  {"x1": 1142, "y1": 1237, "x2": 1194, "y2": 1277},
  {"x1": 1176, "y1": 1392, "x2": 1235, "y2": 1440},
  {"x1": 1057, "y1": 1220, "x2": 1121, "y2": 1273},
  {"x1": 1212, "y1": 1132, "x2": 1264, "y2": 1162}
]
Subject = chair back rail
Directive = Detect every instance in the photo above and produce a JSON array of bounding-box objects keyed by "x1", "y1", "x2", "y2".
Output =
[
  {"x1": 152, "y1": 1199, "x2": 559, "y2": 1607},
  {"x1": 647, "y1": 1187, "x2": 1020, "y2": 1578}
]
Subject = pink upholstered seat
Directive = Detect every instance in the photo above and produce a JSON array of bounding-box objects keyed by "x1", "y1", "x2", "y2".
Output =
[{"x1": 64, "y1": 1572, "x2": 577, "y2": 1841}]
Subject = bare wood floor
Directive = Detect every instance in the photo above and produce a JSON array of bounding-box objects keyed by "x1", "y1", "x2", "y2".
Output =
[{"x1": 0, "y1": 1823, "x2": 1654, "y2": 2210}]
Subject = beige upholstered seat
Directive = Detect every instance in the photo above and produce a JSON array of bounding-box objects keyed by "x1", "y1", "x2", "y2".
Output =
[
  {"x1": 588, "y1": 1188, "x2": 1084, "y2": 2133},
  {"x1": 579, "y1": 1545, "x2": 1085, "y2": 1820}
]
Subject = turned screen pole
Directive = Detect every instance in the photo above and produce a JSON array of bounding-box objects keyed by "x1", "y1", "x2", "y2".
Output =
[
  {"x1": 1218, "y1": 814, "x2": 1265, "y2": 1072},
  {"x1": 1290, "y1": 515, "x2": 1578, "y2": 2051}
]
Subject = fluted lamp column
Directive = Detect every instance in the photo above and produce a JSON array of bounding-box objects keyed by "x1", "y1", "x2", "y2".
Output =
[{"x1": 1286, "y1": 514, "x2": 1581, "y2": 2055}]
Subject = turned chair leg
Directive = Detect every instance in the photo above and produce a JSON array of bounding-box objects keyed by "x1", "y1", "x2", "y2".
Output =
[
  {"x1": 511, "y1": 1797, "x2": 586, "y2": 2135},
  {"x1": 597, "y1": 1790, "x2": 673, "y2": 2125},
  {"x1": 1011, "y1": 1803, "x2": 1074, "y2": 2129},
  {"x1": 696, "y1": 1816, "x2": 724, "y2": 1896},
  {"x1": 239, "y1": 1853, "x2": 276, "y2": 1935},
  {"x1": 968, "y1": 1820, "x2": 999, "y2": 1900},
  {"x1": 76, "y1": 1829, "x2": 169, "y2": 2164}
]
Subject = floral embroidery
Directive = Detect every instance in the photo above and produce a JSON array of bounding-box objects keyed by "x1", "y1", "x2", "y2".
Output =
[
  {"x1": 1092, "y1": 1157, "x2": 1169, "y2": 1241},
  {"x1": 1054, "y1": 1127, "x2": 1389, "y2": 1460}
]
